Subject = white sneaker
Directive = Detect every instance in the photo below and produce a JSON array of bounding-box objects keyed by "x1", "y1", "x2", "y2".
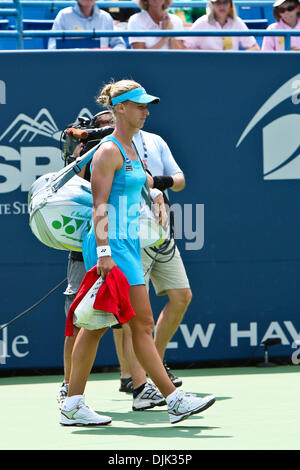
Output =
[
  {"x1": 60, "y1": 396, "x2": 112, "y2": 426},
  {"x1": 167, "y1": 390, "x2": 216, "y2": 424},
  {"x1": 132, "y1": 382, "x2": 166, "y2": 411}
]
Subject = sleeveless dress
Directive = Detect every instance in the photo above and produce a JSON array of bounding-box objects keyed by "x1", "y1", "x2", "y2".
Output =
[{"x1": 82, "y1": 135, "x2": 146, "y2": 286}]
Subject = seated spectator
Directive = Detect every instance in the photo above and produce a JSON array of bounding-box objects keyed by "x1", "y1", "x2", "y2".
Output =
[
  {"x1": 127, "y1": 0, "x2": 186, "y2": 49},
  {"x1": 48, "y1": 0, "x2": 126, "y2": 50},
  {"x1": 262, "y1": 0, "x2": 300, "y2": 51},
  {"x1": 184, "y1": 0, "x2": 260, "y2": 51}
]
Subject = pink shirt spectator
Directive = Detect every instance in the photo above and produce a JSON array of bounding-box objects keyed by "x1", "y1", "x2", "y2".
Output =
[
  {"x1": 184, "y1": 15, "x2": 256, "y2": 50},
  {"x1": 261, "y1": 18, "x2": 300, "y2": 50}
]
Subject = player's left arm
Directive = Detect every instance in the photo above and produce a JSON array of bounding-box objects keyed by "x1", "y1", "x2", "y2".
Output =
[{"x1": 169, "y1": 172, "x2": 185, "y2": 192}]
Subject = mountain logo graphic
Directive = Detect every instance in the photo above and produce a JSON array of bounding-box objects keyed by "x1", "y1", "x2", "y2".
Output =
[
  {"x1": 0, "y1": 107, "x2": 93, "y2": 143},
  {"x1": 236, "y1": 73, "x2": 300, "y2": 180}
]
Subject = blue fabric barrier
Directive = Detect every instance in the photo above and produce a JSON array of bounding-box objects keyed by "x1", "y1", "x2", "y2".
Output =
[{"x1": 56, "y1": 37, "x2": 101, "y2": 49}]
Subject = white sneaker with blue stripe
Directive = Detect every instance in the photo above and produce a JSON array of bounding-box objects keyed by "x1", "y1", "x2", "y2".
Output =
[
  {"x1": 167, "y1": 390, "x2": 216, "y2": 424},
  {"x1": 60, "y1": 395, "x2": 112, "y2": 426}
]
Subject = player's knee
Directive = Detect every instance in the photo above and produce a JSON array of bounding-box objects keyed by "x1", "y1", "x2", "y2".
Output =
[
  {"x1": 132, "y1": 315, "x2": 155, "y2": 336},
  {"x1": 172, "y1": 288, "x2": 192, "y2": 309},
  {"x1": 183, "y1": 288, "x2": 192, "y2": 306},
  {"x1": 142, "y1": 317, "x2": 155, "y2": 335}
]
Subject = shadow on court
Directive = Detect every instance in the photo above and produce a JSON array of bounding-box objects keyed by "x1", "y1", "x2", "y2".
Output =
[
  {"x1": 91, "y1": 395, "x2": 231, "y2": 426},
  {"x1": 96, "y1": 409, "x2": 208, "y2": 426},
  {"x1": 72, "y1": 423, "x2": 232, "y2": 440},
  {"x1": 185, "y1": 393, "x2": 231, "y2": 401}
]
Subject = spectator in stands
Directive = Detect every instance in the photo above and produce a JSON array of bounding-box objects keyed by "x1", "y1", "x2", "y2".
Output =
[
  {"x1": 127, "y1": 0, "x2": 186, "y2": 49},
  {"x1": 262, "y1": 0, "x2": 300, "y2": 51},
  {"x1": 48, "y1": 0, "x2": 126, "y2": 49},
  {"x1": 184, "y1": 0, "x2": 260, "y2": 50}
]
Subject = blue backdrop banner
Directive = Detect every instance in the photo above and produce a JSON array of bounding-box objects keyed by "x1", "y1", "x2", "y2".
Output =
[{"x1": 0, "y1": 50, "x2": 300, "y2": 370}]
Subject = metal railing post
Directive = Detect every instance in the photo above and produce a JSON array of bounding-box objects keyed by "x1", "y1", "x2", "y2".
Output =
[
  {"x1": 284, "y1": 33, "x2": 291, "y2": 51},
  {"x1": 13, "y1": 0, "x2": 24, "y2": 49}
]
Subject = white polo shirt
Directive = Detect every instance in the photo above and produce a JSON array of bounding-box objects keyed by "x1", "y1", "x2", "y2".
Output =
[
  {"x1": 133, "y1": 130, "x2": 182, "y2": 177},
  {"x1": 127, "y1": 10, "x2": 184, "y2": 49}
]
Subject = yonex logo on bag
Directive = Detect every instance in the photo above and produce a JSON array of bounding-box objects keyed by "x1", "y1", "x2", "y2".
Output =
[{"x1": 51, "y1": 215, "x2": 91, "y2": 239}]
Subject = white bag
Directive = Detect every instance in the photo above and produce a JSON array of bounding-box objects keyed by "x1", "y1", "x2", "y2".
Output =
[
  {"x1": 139, "y1": 202, "x2": 166, "y2": 248},
  {"x1": 28, "y1": 173, "x2": 93, "y2": 252},
  {"x1": 29, "y1": 173, "x2": 166, "y2": 252},
  {"x1": 28, "y1": 135, "x2": 167, "y2": 251},
  {"x1": 73, "y1": 276, "x2": 119, "y2": 330}
]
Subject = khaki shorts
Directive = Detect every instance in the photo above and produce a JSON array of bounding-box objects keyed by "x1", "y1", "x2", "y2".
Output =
[{"x1": 141, "y1": 240, "x2": 190, "y2": 296}]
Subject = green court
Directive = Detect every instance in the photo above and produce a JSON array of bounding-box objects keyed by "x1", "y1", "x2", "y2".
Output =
[{"x1": 1, "y1": 365, "x2": 299, "y2": 450}]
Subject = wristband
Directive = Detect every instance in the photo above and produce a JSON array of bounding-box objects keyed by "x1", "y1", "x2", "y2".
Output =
[
  {"x1": 153, "y1": 175, "x2": 174, "y2": 192},
  {"x1": 150, "y1": 188, "x2": 163, "y2": 201},
  {"x1": 96, "y1": 245, "x2": 111, "y2": 258}
]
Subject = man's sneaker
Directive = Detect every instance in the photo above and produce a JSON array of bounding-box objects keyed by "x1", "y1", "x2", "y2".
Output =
[
  {"x1": 132, "y1": 382, "x2": 166, "y2": 411},
  {"x1": 167, "y1": 390, "x2": 216, "y2": 424},
  {"x1": 57, "y1": 382, "x2": 69, "y2": 410},
  {"x1": 164, "y1": 363, "x2": 182, "y2": 388},
  {"x1": 119, "y1": 377, "x2": 133, "y2": 394},
  {"x1": 60, "y1": 396, "x2": 112, "y2": 426}
]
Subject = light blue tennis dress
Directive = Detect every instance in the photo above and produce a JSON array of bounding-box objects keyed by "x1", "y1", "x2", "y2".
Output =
[{"x1": 82, "y1": 135, "x2": 146, "y2": 286}]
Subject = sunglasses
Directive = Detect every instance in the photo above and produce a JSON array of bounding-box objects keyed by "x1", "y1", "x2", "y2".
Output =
[
  {"x1": 98, "y1": 119, "x2": 114, "y2": 126},
  {"x1": 278, "y1": 5, "x2": 297, "y2": 13}
]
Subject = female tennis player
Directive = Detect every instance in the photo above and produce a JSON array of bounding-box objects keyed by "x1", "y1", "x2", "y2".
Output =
[{"x1": 60, "y1": 79, "x2": 216, "y2": 426}]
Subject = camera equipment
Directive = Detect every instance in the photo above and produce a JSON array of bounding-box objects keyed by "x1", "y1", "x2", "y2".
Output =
[
  {"x1": 90, "y1": 110, "x2": 114, "y2": 127},
  {"x1": 61, "y1": 115, "x2": 114, "y2": 165}
]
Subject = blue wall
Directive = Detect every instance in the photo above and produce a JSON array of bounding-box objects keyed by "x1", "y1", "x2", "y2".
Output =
[{"x1": 0, "y1": 50, "x2": 300, "y2": 370}]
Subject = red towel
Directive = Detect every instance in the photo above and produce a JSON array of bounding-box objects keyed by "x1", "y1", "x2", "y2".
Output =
[{"x1": 65, "y1": 265, "x2": 136, "y2": 336}]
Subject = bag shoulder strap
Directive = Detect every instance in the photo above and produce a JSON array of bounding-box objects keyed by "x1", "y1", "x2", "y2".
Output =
[
  {"x1": 51, "y1": 141, "x2": 101, "y2": 192},
  {"x1": 132, "y1": 139, "x2": 151, "y2": 208}
]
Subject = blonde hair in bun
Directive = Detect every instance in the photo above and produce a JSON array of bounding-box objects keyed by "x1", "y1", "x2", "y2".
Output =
[{"x1": 97, "y1": 79, "x2": 142, "y2": 113}]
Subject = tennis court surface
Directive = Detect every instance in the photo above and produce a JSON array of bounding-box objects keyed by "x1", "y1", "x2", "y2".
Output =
[{"x1": 1, "y1": 365, "x2": 299, "y2": 450}]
